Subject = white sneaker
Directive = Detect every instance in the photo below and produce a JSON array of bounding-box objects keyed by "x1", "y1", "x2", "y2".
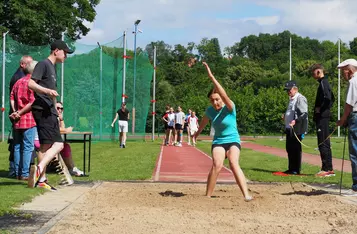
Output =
[
  {"x1": 70, "y1": 167, "x2": 84, "y2": 177},
  {"x1": 188, "y1": 142, "x2": 191, "y2": 146},
  {"x1": 177, "y1": 143, "x2": 182, "y2": 147},
  {"x1": 343, "y1": 189, "x2": 357, "y2": 197}
]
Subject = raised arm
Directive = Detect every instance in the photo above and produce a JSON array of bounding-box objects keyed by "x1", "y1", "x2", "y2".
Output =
[{"x1": 202, "y1": 62, "x2": 233, "y2": 112}]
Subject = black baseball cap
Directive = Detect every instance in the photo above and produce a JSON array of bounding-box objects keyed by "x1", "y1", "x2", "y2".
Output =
[
  {"x1": 50, "y1": 40, "x2": 74, "y2": 54},
  {"x1": 284, "y1": 80, "x2": 297, "y2": 90}
]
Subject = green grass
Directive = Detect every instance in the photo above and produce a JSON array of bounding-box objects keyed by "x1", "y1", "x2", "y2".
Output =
[
  {"x1": 196, "y1": 140, "x2": 352, "y2": 187},
  {"x1": 249, "y1": 136, "x2": 349, "y2": 159},
  {"x1": 0, "y1": 140, "x2": 161, "y2": 216}
]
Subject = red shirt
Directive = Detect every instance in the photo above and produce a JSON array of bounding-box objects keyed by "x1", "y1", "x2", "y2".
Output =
[{"x1": 10, "y1": 74, "x2": 36, "y2": 129}]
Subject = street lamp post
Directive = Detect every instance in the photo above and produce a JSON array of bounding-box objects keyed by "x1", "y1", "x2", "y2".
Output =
[
  {"x1": 2, "y1": 31, "x2": 9, "y2": 142},
  {"x1": 132, "y1": 19, "x2": 141, "y2": 135},
  {"x1": 97, "y1": 42, "x2": 103, "y2": 140}
]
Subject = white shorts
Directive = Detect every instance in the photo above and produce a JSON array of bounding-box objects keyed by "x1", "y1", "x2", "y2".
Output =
[
  {"x1": 190, "y1": 126, "x2": 198, "y2": 135},
  {"x1": 118, "y1": 120, "x2": 128, "y2": 133}
]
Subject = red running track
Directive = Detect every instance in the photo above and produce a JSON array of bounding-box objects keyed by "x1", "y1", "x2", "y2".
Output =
[{"x1": 153, "y1": 142, "x2": 236, "y2": 183}]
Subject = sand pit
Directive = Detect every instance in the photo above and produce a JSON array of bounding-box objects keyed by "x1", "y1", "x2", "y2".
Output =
[{"x1": 47, "y1": 182, "x2": 357, "y2": 234}]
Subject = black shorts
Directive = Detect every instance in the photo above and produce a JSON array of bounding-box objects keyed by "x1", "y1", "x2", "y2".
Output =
[
  {"x1": 211, "y1": 142, "x2": 241, "y2": 153},
  {"x1": 175, "y1": 123, "x2": 183, "y2": 130},
  {"x1": 32, "y1": 109, "x2": 63, "y2": 144},
  {"x1": 167, "y1": 125, "x2": 174, "y2": 130}
]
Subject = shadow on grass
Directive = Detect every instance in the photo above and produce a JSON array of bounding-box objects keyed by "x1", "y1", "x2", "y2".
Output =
[
  {"x1": 251, "y1": 168, "x2": 315, "y2": 177},
  {"x1": 250, "y1": 168, "x2": 277, "y2": 173},
  {"x1": 159, "y1": 190, "x2": 185, "y2": 197},
  {"x1": 0, "y1": 211, "x2": 54, "y2": 233},
  {"x1": 282, "y1": 190, "x2": 329, "y2": 196},
  {"x1": 0, "y1": 170, "x2": 11, "y2": 179}
]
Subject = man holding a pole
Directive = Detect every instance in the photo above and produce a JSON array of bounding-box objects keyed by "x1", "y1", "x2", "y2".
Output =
[{"x1": 337, "y1": 59, "x2": 357, "y2": 193}]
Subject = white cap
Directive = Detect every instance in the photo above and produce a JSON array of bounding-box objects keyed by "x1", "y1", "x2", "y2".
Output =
[{"x1": 337, "y1": 58, "x2": 357, "y2": 68}]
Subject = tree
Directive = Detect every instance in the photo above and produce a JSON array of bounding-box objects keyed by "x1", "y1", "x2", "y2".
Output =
[
  {"x1": 196, "y1": 37, "x2": 223, "y2": 63},
  {"x1": 0, "y1": 0, "x2": 100, "y2": 45},
  {"x1": 350, "y1": 37, "x2": 357, "y2": 56}
]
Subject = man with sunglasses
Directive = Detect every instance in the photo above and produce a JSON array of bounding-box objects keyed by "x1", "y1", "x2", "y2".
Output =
[
  {"x1": 28, "y1": 40, "x2": 74, "y2": 190},
  {"x1": 281, "y1": 81, "x2": 308, "y2": 175}
]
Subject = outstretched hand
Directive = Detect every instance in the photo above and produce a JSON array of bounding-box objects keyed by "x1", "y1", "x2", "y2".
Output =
[{"x1": 202, "y1": 62, "x2": 214, "y2": 78}]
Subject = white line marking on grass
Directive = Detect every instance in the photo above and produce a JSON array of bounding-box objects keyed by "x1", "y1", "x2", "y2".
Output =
[
  {"x1": 154, "y1": 141, "x2": 165, "y2": 181},
  {"x1": 194, "y1": 147, "x2": 233, "y2": 174}
]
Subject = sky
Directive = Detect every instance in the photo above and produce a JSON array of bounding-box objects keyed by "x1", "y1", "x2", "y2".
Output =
[{"x1": 77, "y1": 0, "x2": 357, "y2": 51}]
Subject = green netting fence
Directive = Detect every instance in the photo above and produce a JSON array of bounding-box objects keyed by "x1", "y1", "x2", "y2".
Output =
[{"x1": 0, "y1": 35, "x2": 154, "y2": 141}]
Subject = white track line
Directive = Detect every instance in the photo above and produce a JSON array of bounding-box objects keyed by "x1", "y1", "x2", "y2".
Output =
[
  {"x1": 154, "y1": 140, "x2": 165, "y2": 181},
  {"x1": 194, "y1": 147, "x2": 233, "y2": 174}
]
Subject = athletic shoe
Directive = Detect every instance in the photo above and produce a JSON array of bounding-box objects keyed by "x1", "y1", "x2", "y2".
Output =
[
  {"x1": 120, "y1": 144, "x2": 123, "y2": 148},
  {"x1": 177, "y1": 143, "x2": 182, "y2": 147},
  {"x1": 283, "y1": 170, "x2": 299, "y2": 175},
  {"x1": 122, "y1": 144, "x2": 126, "y2": 148},
  {"x1": 28, "y1": 165, "x2": 41, "y2": 188},
  {"x1": 36, "y1": 181, "x2": 57, "y2": 191},
  {"x1": 188, "y1": 142, "x2": 191, "y2": 146},
  {"x1": 70, "y1": 167, "x2": 84, "y2": 177},
  {"x1": 315, "y1": 170, "x2": 335, "y2": 177}
]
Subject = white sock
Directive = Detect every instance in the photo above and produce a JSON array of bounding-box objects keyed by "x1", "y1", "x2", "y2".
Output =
[{"x1": 39, "y1": 176, "x2": 47, "y2": 183}]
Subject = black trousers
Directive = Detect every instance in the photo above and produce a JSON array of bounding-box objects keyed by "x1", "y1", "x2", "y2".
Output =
[
  {"x1": 286, "y1": 129, "x2": 302, "y2": 173},
  {"x1": 316, "y1": 117, "x2": 333, "y2": 171}
]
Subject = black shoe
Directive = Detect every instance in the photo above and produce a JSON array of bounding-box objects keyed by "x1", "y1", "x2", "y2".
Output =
[
  {"x1": 122, "y1": 144, "x2": 126, "y2": 148},
  {"x1": 284, "y1": 170, "x2": 298, "y2": 175}
]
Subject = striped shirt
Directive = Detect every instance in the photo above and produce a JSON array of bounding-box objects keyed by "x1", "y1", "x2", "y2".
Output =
[{"x1": 10, "y1": 74, "x2": 36, "y2": 129}]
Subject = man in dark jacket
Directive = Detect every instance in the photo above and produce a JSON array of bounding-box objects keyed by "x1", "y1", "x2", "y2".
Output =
[
  {"x1": 311, "y1": 64, "x2": 335, "y2": 177},
  {"x1": 282, "y1": 80, "x2": 308, "y2": 175}
]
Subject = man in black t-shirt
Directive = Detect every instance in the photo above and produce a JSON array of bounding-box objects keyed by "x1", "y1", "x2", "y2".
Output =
[
  {"x1": 111, "y1": 102, "x2": 130, "y2": 148},
  {"x1": 28, "y1": 40, "x2": 73, "y2": 190}
]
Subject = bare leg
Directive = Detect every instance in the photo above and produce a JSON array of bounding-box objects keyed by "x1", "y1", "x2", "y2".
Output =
[
  {"x1": 38, "y1": 142, "x2": 64, "y2": 176},
  {"x1": 165, "y1": 129, "x2": 170, "y2": 144},
  {"x1": 227, "y1": 146, "x2": 252, "y2": 200},
  {"x1": 119, "y1": 133, "x2": 123, "y2": 145},
  {"x1": 206, "y1": 147, "x2": 225, "y2": 197},
  {"x1": 122, "y1": 132, "x2": 127, "y2": 145},
  {"x1": 174, "y1": 129, "x2": 178, "y2": 144},
  {"x1": 38, "y1": 143, "x2": 64, "y2": 170},
  {"x1": 179, "y1": 129, "x2": 183, "y2": 143},
  {"x1": 187, "y1": 127, "x2": 190, "y2": 144},
  {"x1": 192, "y1": 132, "x2": 197, "y2": 145},
  {"x1": 171, "y1": 129, "x2": 175, "y2": 145},
  {"x1": 62, "y1": 156, "x2": 75, "y2": 171}
]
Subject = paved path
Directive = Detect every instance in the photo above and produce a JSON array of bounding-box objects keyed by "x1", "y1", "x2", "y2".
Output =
[
  {"x1": 153, "y1": 142, "x2": 236, "y2": 183},
  {"x1": 242, "y1": 142, "x2": 352, "y2": 173}
]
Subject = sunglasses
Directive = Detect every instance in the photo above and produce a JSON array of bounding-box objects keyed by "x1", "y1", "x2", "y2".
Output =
[{"x1": 57, "y1": 107, "x2": 64, "y2": 110}]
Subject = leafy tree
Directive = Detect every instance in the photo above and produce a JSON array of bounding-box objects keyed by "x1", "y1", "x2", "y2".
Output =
[{"x1": 0, "y1": 0, "x2": 100, "y2": 45}]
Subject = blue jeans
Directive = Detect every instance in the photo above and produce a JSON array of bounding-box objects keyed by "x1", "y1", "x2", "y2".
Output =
[
  {"x1": 348, "y1": 113, "x2": 357, "y2": 191},
  {"x1": 13, "y1": 127, "x2": 35, "y2": 177}
]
